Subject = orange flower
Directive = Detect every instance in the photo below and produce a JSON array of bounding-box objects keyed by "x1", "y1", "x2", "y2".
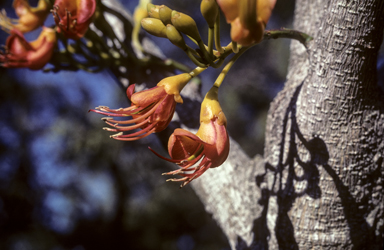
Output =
[
  {"x1": 217, "y1": 0, "x2": 276, "y2": 45},
  {"x1": 51, "y1": 0, "x2": 96, "y2": 39},
  {"x1": 0, "y1": 0, "x2": 50, "y2": 33},
  {"x1": 90, "y1": 73, "x2": 192, "y2": 141},
  {"x1": 150, "y1": 86, "x2": 229, "y2": 187},
  {"x1": 0, "y1": 27, "x2": 56, "y2": 70}
]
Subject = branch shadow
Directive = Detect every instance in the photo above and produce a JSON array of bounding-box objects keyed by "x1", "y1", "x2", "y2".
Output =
[{"x1": 236, "y1": 82, "x2": 379, "y2": 249}]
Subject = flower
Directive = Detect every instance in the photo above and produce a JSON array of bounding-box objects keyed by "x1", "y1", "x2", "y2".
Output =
[
  {"x1": 0, "y1": 27, "x2": 57, "y2": 70},
  {"x1": 0, "y1": 0, "x2": 51, "y2": 33},
  {"x1": 217, "y1": 0, "x2": 276, "y2": 45},
  {"x1": 51, "y1": 0, "x2": 96, "y2": 39},
  {"x1": 90, "y1": 73, "x2": 192, "y2": 141},
  {"x1": 150, "y1": 86, "x2": 230, "y2": 187}
]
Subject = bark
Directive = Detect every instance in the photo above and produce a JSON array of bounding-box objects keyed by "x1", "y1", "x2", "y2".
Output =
[{"x1": 191, "y1": 0, "x2": 384, "y2": 249}]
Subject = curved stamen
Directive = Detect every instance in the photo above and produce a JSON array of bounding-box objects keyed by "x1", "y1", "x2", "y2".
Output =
[
  {"x1": 112, "y1": 122, "x2": 156, "y2": 138},
  {"x1": 163, "y1": 167, "x2": 196, "y2": 176},
  {"x1": 91, "y1": 109, "x2": 133, "y2": 117},
  {"x1": 177, "y1": 154, "x2": 204, "y2": 169},
  {"x1": 112, "y1": 126, "x2": 157, "y2": 141},
  {"x1": 180, "y1": 145, "x2": 204, "y2": 163},
  {"x1": 149, "y1": 144, "x2": 204, "y2": 164},
  {"x1": 66, "y1": 8, "x2": 70, "y2": 31},
  {"x1": 191, "y1": 161, "x2": 212, "y2": 178},
  {"x1": 96, "y1": 104, "x2": 147, "y2": 114},
  {"x1": 92, "y1": 106, "x2": 142, "y2": 116},
  {"x1": 99, "y1": 102, "x2": 160, "y2": 124},
  {"x1": 92, "y1": 103, "x2": 159, "y2": 125},
  {"x1": 162, "y1": 159, "x2": 203, "y2": 175},
  {"x1": 104, "y1": 118, "x2": 148, "y2": 131},
  {"x1": 166, "y1": 176, "x2": 189, "y2": 182},
  {"x1": 180, "y1": 174, "x2": 200, "y2": 187},
  {"x1": 149, "y1": 147, "x2": 183, "y2": 163}
]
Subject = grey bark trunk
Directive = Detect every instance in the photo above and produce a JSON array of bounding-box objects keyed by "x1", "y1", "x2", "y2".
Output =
[{"x1": 191, "y1": 0, "x2": 384, "y2": 249}]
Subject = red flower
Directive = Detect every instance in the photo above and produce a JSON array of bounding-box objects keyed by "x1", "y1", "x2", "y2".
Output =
[
  {"x1": 0, "y1": 0, "x2": 51, "y2": 33},
  {"x1": 0, "y1": 27, "x2": 56, "y2": 70},
  {"x1": 91, "y1": 73, "x2": 192, "y2": 141},
  {"x1": 51, "y1": 0, "x2": 96, "y2": 39},
  {"x1": 150, "y1": 86, "x2": 230, "y2": 187}
]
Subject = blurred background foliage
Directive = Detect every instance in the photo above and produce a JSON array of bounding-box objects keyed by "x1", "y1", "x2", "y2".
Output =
[{"x1": 5, "y1": 0, "x2": 382, "y2": 249}]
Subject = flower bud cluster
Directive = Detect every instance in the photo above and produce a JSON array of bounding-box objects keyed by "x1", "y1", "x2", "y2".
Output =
[{"x1": 141, "y1": 3, "x2": 213, "y2": 68}]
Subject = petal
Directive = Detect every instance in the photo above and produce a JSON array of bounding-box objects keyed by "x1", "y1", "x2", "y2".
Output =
[
  {"x1": 257, "y1": 0, "x2": 276, "y2": 25},
  {"x1": 153, "y1": 103, "x2": 175, "y2": 132},
  {"x1": 126, "y1": 84, "x2": 135, "y2": 100},
  {"x1": 130, "y1": 86, "x2": 167, "y2": 107},
  {"x1": 216, "y1": 0, "x2": 239, "y2": 23},
  {"x1": 196, "y1": 120, "x2": 217, "y2": 145},
  {"x1": 26, "y1": 28, "x2": 56, "y2": 70},
  {"x1": 7, "y1": 29, "x2": 33, "y2": 54},
  {"x1": 206, "y1": 121, "x2": 230, "y2": 167},
  {"x1": 168, "y1": 129, "x2": 203, "y2": 160},
  {"x1": 1, "y1": 28, "x2": 56, "y2": 70},
  {"x1": 76, "y1": 0, "x2": 96, "y2": 24},
  {"x1": 150, "y1": 94, "x2": 176, "y2": 123}
]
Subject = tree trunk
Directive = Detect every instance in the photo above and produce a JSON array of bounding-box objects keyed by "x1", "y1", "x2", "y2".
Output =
[{"x1": 191, "y1": 0, "x2": 384, "y2": 249}]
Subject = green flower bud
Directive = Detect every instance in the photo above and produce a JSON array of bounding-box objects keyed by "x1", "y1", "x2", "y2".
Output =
[
  {"x1": 141, "y1": 18, "x2": 167, "y2": 38},
  {"x1": 171, "y1": 11, "x2": 202, "y2": 42},
  {"x1": 166, "y1": 24, "x2": 187, "y2": 51},
  {"x1": 159, "y1": 5, "x2": 173, "y2": 25},
  {"x1": 200, "y1": 0, "x2": 219, "y2": 28},
  {"x1": 147, "y1": 3, "x2": 160, "y2": 19}
]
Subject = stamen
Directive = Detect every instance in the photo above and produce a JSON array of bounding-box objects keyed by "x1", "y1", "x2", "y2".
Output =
[
  {"x1": 180, "y1": 175, "x2": 198, "y2": 187},
  {"x1": 149, "y1": 144, "x2": 205, "y2": 164},
  {"x1": 51, "y1": 6, "x2": 61, "y2": 22},
  {"x1": 101, "y1": 117, "x2": 113, "y2": 121},
  {"x1": 104, "y1": 118, "x2": 148, "y2": 131},
  {"x1": 165, "y1": 176, "x2": 189, "y2": 182},
  {"x1": 65, "y1": 9, "x2": 70, "y2": 31},
  {"x1": 100, "y1": 105, "x2": 146, "y2": 115},
  {"x1": 90, "y1": 102, "x2": 158, "y2": 123},
  {"x1": 182, "y1": 145, "x2": 204, "y2": 162},
  {"x1": 0, "y1": 10, "x2": 13, "y2": 33},
  {"x1": 112, "y1": 126, "x2": 157, "y2": 141},
  {"x1": 110, "y1": 132, "x2": 123, "y2": 138},
  {"x1": 99, "y1": 102, "x2": 160, "y2": 124},
  {"x1": 162, "y1": 165, "x2": 198, "y2": 176},
  {"x1": 114, "y1": 122, "x2": 156, "y2": 138}
]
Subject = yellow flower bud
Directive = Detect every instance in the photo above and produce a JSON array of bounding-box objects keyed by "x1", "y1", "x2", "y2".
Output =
[
  {"x1": 171, "y1": 11, "x2": 202, "y2": 42},
  {"x1": 200, "y1": 0, "x2": 219, "y2": 28},
  {"x1": 166, "y1": 24, "x2": 188, "y2": 51},
  {"x1": 159, "y1": 5, "x2": 173, "y2": 25},
  {"x1": 141, "y1": 18, "x2": 167, "y2": 38},
  {"x1": 147, "y1": 3, "x2": 160, "y2": 19}
]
